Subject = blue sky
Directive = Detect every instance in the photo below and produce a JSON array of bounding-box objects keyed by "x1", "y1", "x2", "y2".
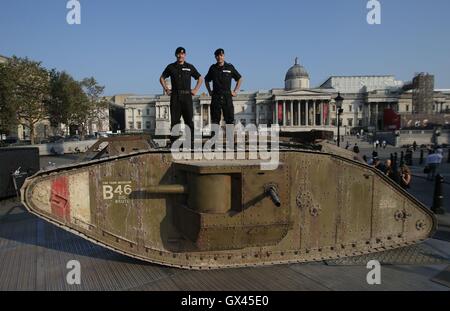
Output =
[{"x1": 1, "y1": 0, "x2": 450, "y2": 95}]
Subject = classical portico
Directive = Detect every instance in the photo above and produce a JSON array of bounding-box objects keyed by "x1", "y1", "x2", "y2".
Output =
[{"x1": 270, "y1": 89, "x2": 334, "y2": 132}]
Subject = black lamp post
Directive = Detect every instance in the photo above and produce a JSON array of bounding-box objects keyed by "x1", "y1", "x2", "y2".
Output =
[{"x1": 335, "y1": 92, "x2": 344, "y2": 147}]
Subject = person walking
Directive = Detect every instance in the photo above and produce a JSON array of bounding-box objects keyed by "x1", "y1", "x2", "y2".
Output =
[{"x1": 425, "y1": 150, "x2": 442, "y2": 181}]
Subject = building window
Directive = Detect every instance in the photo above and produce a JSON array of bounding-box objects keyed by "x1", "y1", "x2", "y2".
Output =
[
  {"x1": 359, "y1": 106, "x2": 362, "y2": 112},
  {"x1": 147, "y1": 109, "x2": 150, "y2": 115},
  {"x1": 348, "y1": 118, "x2": 353, "y2": 127},
  {"x1": 128, "y1": 122, "x2": 134, "y2": 129},
  {"x1": 252, "y1": 106, "x2": 256, "y2": 113},
  {"x1": 332, "y1": 105, "x2": 336, "y2": 112},
  {"x1": 331, "y1": 118, "x2": 337, "y2": 126},
  {"x1": 137, "y1": 122, "x2": 142, "y2": 130},
  {"x1": 358, "y1": 119, "x2": 363, "y2": 126},
  {"x1": 406, "y1": 105, "x2": 409, "y2": 112},
  {"x1": 146, "y1": 121, "x2": 151, "y2": 129},
  {"x1": 241, "y1": 106, "x2": 245, "y2": 112},
  {"x1": 349, "y1": 105, "x2": 352, "y2": 112}
]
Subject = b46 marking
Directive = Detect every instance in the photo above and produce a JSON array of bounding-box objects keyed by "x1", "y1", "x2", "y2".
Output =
[{"x1": 102, "y1": 181, "x2": 133, "y2": 204}]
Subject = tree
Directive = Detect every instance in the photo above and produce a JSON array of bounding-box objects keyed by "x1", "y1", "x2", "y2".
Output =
[
  {"x1": 0, "y1": 63, "x2": 17, "y2": 138},
  {"x1": 7, "y1": 57, "x2": 50, "y2": 144},
  {"x1": 46, "y1": 70, "x2": 88, "y2": 136},
  {"x1": 79, "y1": 77, "x2": 109, "y2": 138}
]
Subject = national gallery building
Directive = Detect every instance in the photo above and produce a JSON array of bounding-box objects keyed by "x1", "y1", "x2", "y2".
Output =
[{"x1": 119, "y1": 58, "x2": 450, "y2": 136}]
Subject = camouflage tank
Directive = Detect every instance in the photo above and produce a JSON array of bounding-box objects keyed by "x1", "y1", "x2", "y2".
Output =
[{"x1": 21, "y1": 132, "x2": 436, "y2": 270}]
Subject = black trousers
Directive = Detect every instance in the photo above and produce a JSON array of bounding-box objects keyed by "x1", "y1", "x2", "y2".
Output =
[
  {"x1": 170, "y1": 93, "x2": 194, "y2": 137},
  {"x1": 211, "y1": 94, "x2": 235, "y2": 125}
]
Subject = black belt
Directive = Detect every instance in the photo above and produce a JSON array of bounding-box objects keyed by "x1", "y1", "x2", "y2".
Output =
[
  {"x1": 173, "y1": 90, "x2": 191, "y2": 95},
  {"x1": 212, "y1": 92, "x2": 231, "y2": 97}
]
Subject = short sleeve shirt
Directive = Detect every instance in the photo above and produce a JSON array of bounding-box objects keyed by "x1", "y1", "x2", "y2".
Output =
[
  {"x1": 205, "y1": 62, "x2": 242, "y2": 95},
  {"x1": 161, "y1": 62, "x2": 201, "y2": 91}
]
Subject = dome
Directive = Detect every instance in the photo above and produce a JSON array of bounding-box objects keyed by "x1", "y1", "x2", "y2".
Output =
[{"x1": 285, "y1": 58, "x2": 309, "y2": 81}]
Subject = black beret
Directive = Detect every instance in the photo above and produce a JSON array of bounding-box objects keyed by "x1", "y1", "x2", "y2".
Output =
[
  {"x1": 214, "y1": 48, "x2": 225, "y2": 56},
  {"x1": 175, "y1": 47, "x2": 186, "y2": 55}
]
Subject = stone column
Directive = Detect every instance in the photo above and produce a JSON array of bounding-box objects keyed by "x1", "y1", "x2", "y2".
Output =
[
  {"x1": 312, "y1": 101, "x2": 316, "y2": 126},
  {"x1": 256, "y1": 104, "x2": 259, "y2": 126},
  {"x1": 291, "y1": 100, "x2": 294, "y2": 126},
  {"x1": 208, "y1": 105, "x2": 211, "y2": 127},
  {"x1": 275, "y1": 101, "x2": 279, "y2": 125},
  {"x1": 283, "y1": 101, "x2": 286, "y2": 126},
  {"x1": 300, "y1": 100, "x2": 307, "y2": 126},
  {"x1": 200, "y1": 103, "x2": 203, "y2": 129},
  {"x1": 375, "y1": 103, "x2": 379, "y2": 130},
  {"x1": 327, "y1": 101, "x2": 331, "y2": 126},
  {"x1": 319, "y1": 101, "x2": 323, "y2": 127}
]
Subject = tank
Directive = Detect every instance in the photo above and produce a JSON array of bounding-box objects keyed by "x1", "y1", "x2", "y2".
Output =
[{"x1": 20, "y1": 133, "x2": 436, "y2": 270}]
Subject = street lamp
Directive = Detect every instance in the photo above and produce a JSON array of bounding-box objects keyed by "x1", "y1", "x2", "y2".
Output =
[{"x1": 334, "y1": 92, "x2": 344, "y2": 147}]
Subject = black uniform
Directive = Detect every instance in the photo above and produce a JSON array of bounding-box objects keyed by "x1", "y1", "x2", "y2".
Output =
[
  {"x1": 161, "y1": 62, "x2": 201, "y2": 135},
  {"x1": 205, "y1": 62, "x2": 242, "y2": 125}
]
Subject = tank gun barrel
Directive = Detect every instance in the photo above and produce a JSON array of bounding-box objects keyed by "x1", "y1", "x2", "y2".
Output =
[{"x1": 144, "y1": 185, "x2": 188, "y2": 194}]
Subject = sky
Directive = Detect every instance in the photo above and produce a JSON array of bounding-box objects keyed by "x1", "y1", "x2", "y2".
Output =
[{"x1": 1, "y1": 0, "x2": 450, "y2": 95}]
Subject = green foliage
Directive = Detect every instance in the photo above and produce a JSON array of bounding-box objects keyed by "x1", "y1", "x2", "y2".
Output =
[
  {"x1": 0, "y1": 63, "x2": 17, "y2": 135},
  {"x1": 47, "y1": 70, "x2": 89, "y2": 133},
  {"x1": 3, "y1": 57, "x2": 50, "y2": 144},
  {"x1": 0, "y1": 56, "x2": 108, "y2": 144}
]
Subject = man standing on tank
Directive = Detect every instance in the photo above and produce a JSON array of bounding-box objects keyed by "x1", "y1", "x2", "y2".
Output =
[
  {"x1": 160, "y1": 47, "x2": 203, "y2": 144},
  {"x1": 205, "y1": 49, "x2": 243, "y2": 127}
]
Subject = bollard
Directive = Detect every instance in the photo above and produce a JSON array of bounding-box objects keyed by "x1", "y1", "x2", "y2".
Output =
[
  {"x1": 420, "y1": 149, "x2": 424, "y2": 165},
  {"x1": 407, "y1": 150, "x2": 413, "y2": 166},
  {"x1": 432, "y1": 175, "x2": 446, "y2": 215}
]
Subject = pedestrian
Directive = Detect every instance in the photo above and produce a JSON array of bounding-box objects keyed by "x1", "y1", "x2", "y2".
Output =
[
  {"x1": 425, "y1": 150, "x2": 442, "y2": 181},
  {"x1": 399, "y1": 163, "x2": 412, "y2": 190},
  {"x1": 382, "y1": 140, "x2": 387, "y2": 149},
  {"x1": 353, "y1": 143, "x2": 360, "y2": 154},
  {"x1": 345, "y1": 141, "x2": 350, "y2": 150},
  {"x1": 373, "y1": 157, "x2": 387, "y2": 174},
  {"x1": 356, "y1": 133, "x2": 360, "y2": 139},
  {"x1": 376, "y1": 140, "x2": 380, "y2": 149},
  {"x1": 205, "y1": 48, "x2": 243, "y2": 127},
  {"x1": 413, "y1": 141, "x2": 417, "y2": 152},
  {"x1": 160, "y1": 47, "x2": 203, "y2": 144},
  {"x1": 385, "y1": 159, "x2": 394, "y2": 179}
]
